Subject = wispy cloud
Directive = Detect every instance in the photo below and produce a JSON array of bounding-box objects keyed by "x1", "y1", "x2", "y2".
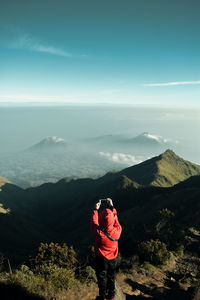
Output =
[
  {"x1": 8, "y1": 34, "x2": 72, "y2": 57},
  {"x1": 142, "y1": 81, "x2": 200, "y2": 87},
  {"x1": 33, "y1": 45, "x2": 72, "y2": 57}
]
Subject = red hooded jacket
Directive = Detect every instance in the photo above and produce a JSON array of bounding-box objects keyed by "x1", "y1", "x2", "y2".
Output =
[{"x1": 91, "y1": 207, "x2": 122, "y2": 260}]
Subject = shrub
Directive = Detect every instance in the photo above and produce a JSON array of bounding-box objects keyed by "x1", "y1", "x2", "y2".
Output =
[
  {"x1": 34, "y1": 242, "x2": 77, "y2": 270},
  {"x1": 38, "y1": 263, "x2": 75, "y2": 291},
  {"x1": 0, "y1": 253, "x2": 5, "y2": 272},
  {"x1": 9, "y1": 265, "x2": 47, "y2": 296},
  {"x1": 155, "y1": 208, "x2": 175, "y2": 244},
  {"x1": 118, "y1": 254, "x2": 139, "y2": 273},
  {"x1": 8, "y1": 263, "x2": 76, "y2": 298},
  {"x1": 174, "y1": 244, "x2": 184, "y2": 256},
  {"x1": 139, "y1": 239, "x2": 170, "y2": 265},
  {"x1": 6, "y1": 242, "x2": 79, "y2": 298},
  {"x1": 84, "y1": 245, "x2": 96, "y2": 268},
  {"x1": 78, "y1": 265, "x2": 97, "y2": 285},
  {"x1": 143, "y1": 262, "x2": 155, "y2": 271}
]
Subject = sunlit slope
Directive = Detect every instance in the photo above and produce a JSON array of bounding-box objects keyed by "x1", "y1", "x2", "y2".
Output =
[
  {"x1": 0, "y1": 177, "x2": 11, "y2": 187},
  {"x1": 119, "y1": 149, "x2": 200, "y2": 187}
]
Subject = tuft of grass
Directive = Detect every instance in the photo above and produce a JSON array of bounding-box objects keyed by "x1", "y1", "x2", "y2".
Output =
[
  {"x1": 143, "y1": 262, "x2": 156, "y2": 271},
  {"x1": 173, "y1": 244, "x2": 184, "y2": 257},
  {"x1": 78, "y1": 265, "x2": 97, "y2": 285}
]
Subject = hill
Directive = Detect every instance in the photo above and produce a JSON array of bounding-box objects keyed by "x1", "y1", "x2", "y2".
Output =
[
  {"x1": 119, "y1": 149, "x2": 200, "y2": 187},
  {"x1": 0, "y1": 150, "x2": 200, "y2": 263},
  {"x1": 0, "y1": 177, "x2": 11, "y2": 188}
]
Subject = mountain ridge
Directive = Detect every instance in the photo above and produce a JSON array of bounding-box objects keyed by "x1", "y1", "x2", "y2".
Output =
[
  {"x1": 0, "y1": 177, "x2": 12, "y2": 188},
  {"x1": 118, "y1": 149, "x2": 200, "y2": 187},
  {"x1": 87, "y1": 132, "x2": 174, "y2": 147},
  {"x1": 0, "y1": 150, "x2": 200, "y2": 263}
]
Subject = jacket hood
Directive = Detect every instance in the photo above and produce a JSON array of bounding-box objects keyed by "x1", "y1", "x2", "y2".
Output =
[{"x1": 99, "y1": 208, "x2": 115, "y2": 229}]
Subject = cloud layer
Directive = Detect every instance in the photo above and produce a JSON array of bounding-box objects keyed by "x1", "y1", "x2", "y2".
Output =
[
  {"x1": 99, "y1": 152, "x2": 143, "y2": 165},
  {"x1": 143, "y1": 81, "x2": 200, "y2": 87}
]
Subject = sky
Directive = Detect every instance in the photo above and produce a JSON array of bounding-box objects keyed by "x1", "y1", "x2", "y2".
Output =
[{"x1": 1, "y1": 0, "x2": 200, "y2": 106}]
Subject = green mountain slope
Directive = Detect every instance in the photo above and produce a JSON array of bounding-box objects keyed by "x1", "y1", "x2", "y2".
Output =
[
  {"x1": 119, "y1": 149, "x2": 200, "y2": 187},
  {"x1": 1, "y1": 150, "x2": 200, "y2": 263},
  {"x1": 0, "y1": 177, "x2": 11, "y2": 188}
]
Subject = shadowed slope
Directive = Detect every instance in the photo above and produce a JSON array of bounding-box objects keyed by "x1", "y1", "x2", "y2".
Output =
[{"x1": 0, "y1": 150, "x2": 200, "y2": 263}]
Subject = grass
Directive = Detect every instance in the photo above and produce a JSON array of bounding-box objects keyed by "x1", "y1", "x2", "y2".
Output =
[
  {"x1": 0, "y1": 263, "x2": 99, "y2": 300},
  {"x1": 152, "y1": 150, "x2": 200, "y2": 187},
  {"x1": 0, "y1": 264, "x2": 77, "y2": 300}
]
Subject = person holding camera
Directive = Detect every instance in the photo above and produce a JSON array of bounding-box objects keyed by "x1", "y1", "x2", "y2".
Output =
[{"x1": 91, "y1": 198, "x2": 122, "y2": 300}]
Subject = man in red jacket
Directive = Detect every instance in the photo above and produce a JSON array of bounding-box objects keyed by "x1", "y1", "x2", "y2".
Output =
[{"x1": 91, "y1": 198, "x2": 122, "y2": 300}]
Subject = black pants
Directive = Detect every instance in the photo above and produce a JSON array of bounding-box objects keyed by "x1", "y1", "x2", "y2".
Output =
[{"x1": 95, "y1": 256, "x2": 117, "y2": 299}]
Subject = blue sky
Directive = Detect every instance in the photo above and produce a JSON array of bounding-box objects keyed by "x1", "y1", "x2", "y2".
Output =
[{"x1": 1, "y1": 0, "x2": 200, "y2": 106}]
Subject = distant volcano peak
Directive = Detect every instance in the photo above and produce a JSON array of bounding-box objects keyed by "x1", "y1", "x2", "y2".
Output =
[
  {"x1": 27, "y1": 136, "x2": 67, "y2": 152},
  {"x1": 138, "y1": 132, "x2": 168, "y2": 144},
  {"x1": 40, "y1": 136, "x2": 66, "y2": 144}
]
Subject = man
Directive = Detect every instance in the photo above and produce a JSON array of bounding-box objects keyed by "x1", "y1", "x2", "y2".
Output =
[{"x1": 91, "y1": 198, "x2": 122, "y2": 300}]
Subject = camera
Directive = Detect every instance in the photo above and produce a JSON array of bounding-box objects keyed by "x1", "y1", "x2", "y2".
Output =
[{"x1": 99, "y1": 199, "x2": 109, "y2": 204}]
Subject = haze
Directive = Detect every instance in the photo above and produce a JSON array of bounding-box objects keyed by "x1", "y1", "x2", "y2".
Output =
[
  {"x1": 0, "y1": 104, "x2": 199, "y2": 188},
  {"x1": 0, "y1": 105, "x2": 197, "y2": 153}
]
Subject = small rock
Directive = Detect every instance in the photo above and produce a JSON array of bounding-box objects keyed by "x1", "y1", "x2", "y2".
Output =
[
  {"x1": 133, "y1": 289, "x2": 141, "y2": 296},
  {"x1": 170, "y1": 277, "x2": 176, "y2": 282},
  {"x1": 115, "y1": 281, "x2": 126, "y2": 300}
]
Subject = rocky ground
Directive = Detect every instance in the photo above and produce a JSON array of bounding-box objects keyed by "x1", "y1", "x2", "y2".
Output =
[
  {"x1": 63, "y1": 254, "x2": 200, "y2": 300},
  {"x1": 117, "y1": 254, "x2": 200, "y2": 299}
]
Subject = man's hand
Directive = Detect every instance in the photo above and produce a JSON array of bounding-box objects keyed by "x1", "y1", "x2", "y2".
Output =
[
  {"x1": 95, "y1": 201, "x2": 101, "y2": 210},
  {"x1": 107, "y1": 198, "x2": 113, "y2": 207}
]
